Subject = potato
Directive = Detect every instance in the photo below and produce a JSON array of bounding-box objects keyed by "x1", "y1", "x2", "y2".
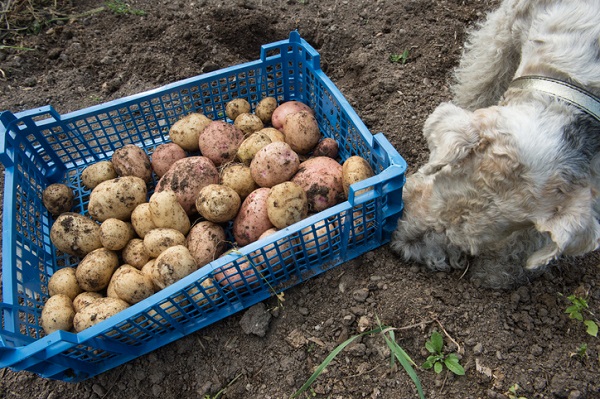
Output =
[
  {"x1": 72, "y1": 292, "x2": 103, "y2": 313},
  {"x1": 282, "y1": 110, "x2": 322, "y2": 155},
  {"x1": 225, "y1": 98, "x2": 251, "y2": 121},
  {"x1": 220, "y1": 163, "x2": 258, "y2": 199},
  {"x1": 155, "y1": 156, "x2": 219, "y2": 216},
  {"x1": 345, "y1": 206, "x2": 375, "y2": 242},
  {"x1": 233, "y1": 187, "x2": 274, "y2": 246},
  {"x1": 130, "y1": 203, "x2": 157, "y2": 238},
  {"x1": 152, "y1": 143, "x2": 187, "y2": 178},
  {"x1": 259, "y1": 127, "x2": 285, "y2": 143},
  {"x1": 88, "y1": 176, "x2": 148, "y2": 222},
  {"x1": 73, "y1": 297, "x2": 130, "y2": 332},
  {"x1": 255, "y1": 97, "x2": 278, "y2": 124},
  {"x1": 266, "y1": 182, "x2": 308, "y2": 229},
  {"x1": 213, "y1": 251, "x2": 263, "y2": 288},
  {"x1": 149, "y1": 190, "x2": 191, "y2": 235},
  {"x1": 42, "y1": 183, "x2": 74, "y2": 216},
  {"x1": 292, "y1": 156, "x2": 344, "y2": 212},
  {"x1": 48, "y1": 267, "x2": 82, "y2": 300},
  {"x1": 41, "y1": 294, "x2": 75, "y2": 334},
  {"x1": 100, "y1": 218, "x2": 136, "y2": 251},
  {"x1": 169, "y1": 112, "x2": 212, "y2": 152},
  {"x1": 186, "y1": 221, "x2": 227, "y2": 268},
  {"x1": 151, "y1": 245, "x2": 198, "y2": 290},
  {"x1": 81, "y1": 161, "x2": 117, "y2": 190},
  {"x1": 110, "y1": 265, "x2": 155, "y2": 305},
  {"x1": 143, "y1": 228, "x2": 186, "y2": 258},
  {"x1": 250, "y1": 142, "x2": 300, "y2": 188},
  {"x1": 50, "y1": 212, "x2": 102, "y2": 257},
  {"x1": 342, "y1": 155, "x2": 375, "y2": 198},
  {"x1": 140, "y1": 259, "x2": 160, "y2": 291},
  {"x1": 313, "y1": 138, "x2": 339, "y2": 159},
  {"x1": 112, "y1": 144, "x2": 153, "y2": 183},
  {"x1": 185, "y1": 278, "x2": 218, "y2": 306},
  {"x1": 234, "y1": 113, "x2": 264, "y2": 135},
  {"x1": 271, "y1": 100, "x2": 314, "y2": 130},
  {"x1": 253, "y1": 228, "x2": 292, "y2": 270},
  {"x1": 75, "y1": 248, "x2": 119, "y2": 292},
  {"x1": 237, "y1": 131, "x2": 272, "y2": 165},
  {"x1": 195, "y1": 184, "x2": 241, "y2": 223},
  {"x1": 298, "y1": 219, "x2": 335, "y2": 256},
  {"x1": 122, "y1": 238, "x2": 151, "y2": 270},
  {"x1": 198, "y1": 121, "x2": 245, "y2": 166}
]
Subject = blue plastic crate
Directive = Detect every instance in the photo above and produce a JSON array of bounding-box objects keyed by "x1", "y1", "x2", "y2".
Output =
[{"x1": 0, "y1": 31, "x2": 407, "y2": 381}]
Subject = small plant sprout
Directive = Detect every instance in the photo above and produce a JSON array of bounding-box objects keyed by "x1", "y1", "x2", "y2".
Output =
[
  {"x1": 389, "y1": 49, "x2": 410, "y2": 64},
  {"x1": 422, "y1": 330, "x2": 465, "y2": 375},
  {"x1": 571, "y1": 343, "x2": 589, "y2": 360},
  {"x1": 506, "y1": 383, "x2": 528, "y2": 399},
  {"x1": 563, "y1": 293, "x2": 599, "y2": 337}
]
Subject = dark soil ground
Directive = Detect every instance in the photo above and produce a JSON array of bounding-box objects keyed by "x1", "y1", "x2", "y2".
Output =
[{"x1": 1, "y1": 1, "x2": 599, "y2": 398}]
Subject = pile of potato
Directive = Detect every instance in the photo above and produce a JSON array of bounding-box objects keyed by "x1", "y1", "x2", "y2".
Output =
[{"x1": 40, "y1": 97, "x2": 375, "y2": 336}]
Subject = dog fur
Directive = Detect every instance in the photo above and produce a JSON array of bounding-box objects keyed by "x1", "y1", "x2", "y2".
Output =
[{"x1": 390, "y1": 0, "x2": 600, "y2": 288}]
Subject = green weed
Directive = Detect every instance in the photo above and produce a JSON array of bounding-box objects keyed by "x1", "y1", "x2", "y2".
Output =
[
  {"x1": 291, "y1": 317, "x2": 424, "y2": 399},
  {"x1": 563, "y1": 294, "x2": 598, "y2": 337},
  {"x1": 389, "y1": 49, "x2": 410, "y2": 64},
  {"x1": 422, "y1": 331, "x2": 465, "y2": 375}
]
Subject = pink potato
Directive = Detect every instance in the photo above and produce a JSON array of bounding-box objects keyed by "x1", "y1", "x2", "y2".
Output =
[
  {"x1": 233, "y1": 187, "x2": 274, "y2": 246},
  {"x1": 312, "y1": 138, "x2": 339, "y2": 159},
  {"x1": 152, "y1": 143, "x2": 187, "y2": 178},
  {"x1": 155, "y1": 156, "x2": 219, "y2": 216},
  {"x1": 250, "y1": 142, "x2": 300, "y2": 188},
  {"x1": 198, "y1": 120, "x2": 245, "y2": 166},
  {"x1": 291, "y1": 156, "x2": 344, "y2": 212},
  {"x1": 271, "y1": 100, "x2": 314, "y2": 130},
  {"x1": 186, "y1": 221, "x2": 227, "y2": 268},
  {"x1": 112, "y1": 144, "x2": 153, "y2": 183},
  {"x1": 213, "y1": 250, "x2": 264, "y2": 289}
]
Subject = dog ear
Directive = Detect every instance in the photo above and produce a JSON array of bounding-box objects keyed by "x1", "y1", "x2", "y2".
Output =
[
  {"x1": 527, "y1": 185, "x2": 600, "y2": 269},
  {"x1": 420, "y1": 102, "x2": 481, "y2": 175}
]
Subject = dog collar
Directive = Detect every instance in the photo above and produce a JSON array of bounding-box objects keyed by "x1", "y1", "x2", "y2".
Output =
[{"x1": 509, "y1": 76, "x2": 600, "y2": 122}]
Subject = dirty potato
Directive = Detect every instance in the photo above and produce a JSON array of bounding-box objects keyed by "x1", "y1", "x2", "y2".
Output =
[
  {"x1": 220, "y1": 163, "x2": 258, "y2": 200},
  {"x1": 112, "y1": 144, "x2": 153, "y2": 183},
  {"x1": 81, "y1": 161, "x2": 118, "y2": 190},
  {"x1": 143, "y1": 228, "x2": 186, "y2": 258},
  {"x1": 100, "y1": 218, "x2": 136, "y2": 251},
  {"x1": 109, "y1": 265, "x2": 155, "y2": 305},
  {"x1": 122, "y1": 238, "x2": 151, "y2": 270},
  {"x1": 42, "y1": 183, "x2": 74, "y2": 216},
  {"x1": 75, "y1": 248, "x2": 119, "y2": 292},
  {"x1": 195, "y1": 184, "x2": 241, "y2": 223},
  {"x1": 41, "y1": 294, "x2": 75, "y2": 335},
  {"x1": 255, "y1": 97, "x2": 278, "y2": 125},
  {"x1": 48, "y1": 267, "x2": 82, "y2": 300},
  {"x1": 88, "y1": 176, "x2": 148, "y2": 222},
  {"x1": 50, "y1": 212, "x2": 102, "y2": 257},
  {"x1": 73, "y1": 297, "x2": 130, "y2": 332},
  {"x1": 169, "y1": 112, "x2": 212, "y2": 152}
]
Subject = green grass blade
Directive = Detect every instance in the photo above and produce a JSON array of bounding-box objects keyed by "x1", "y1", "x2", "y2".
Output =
[
  {"x1": 382, "y1": 334, "x2": 425, "y2": 399},
  {"x1": 290, "y1": 326, "x2": 384, "y2": 399}
]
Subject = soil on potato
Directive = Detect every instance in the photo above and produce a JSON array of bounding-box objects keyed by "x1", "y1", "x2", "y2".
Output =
[{"x1": 1, "y1": 1, "x2": 599, "y2": 398}]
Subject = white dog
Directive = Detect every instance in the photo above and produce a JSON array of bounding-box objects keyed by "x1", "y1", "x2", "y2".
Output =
[{"x1": 390, "y1": 0, "x2": 600, "y2": 288}]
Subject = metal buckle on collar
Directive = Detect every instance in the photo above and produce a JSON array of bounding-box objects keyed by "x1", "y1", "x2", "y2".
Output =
[{"x1": 509, "y1": 76, "x2": 600, "y2": 122}]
